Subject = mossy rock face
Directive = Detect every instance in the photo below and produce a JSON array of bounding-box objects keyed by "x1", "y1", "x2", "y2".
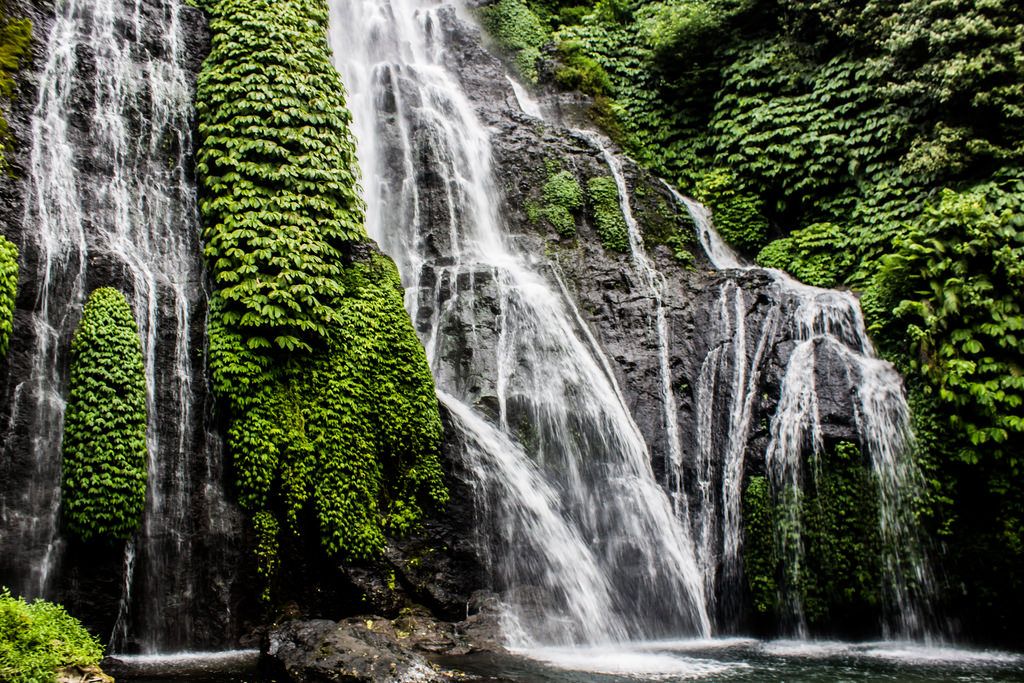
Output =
[
  {"x1": 587, "y1": 175, "x2": 629, "y2": 252},
  {"x1": 60, "y1": 287, "x2": 149, "y2": 542},
  {"x1": 195, "y1": 0, "x2": 446, "y2": 598}
]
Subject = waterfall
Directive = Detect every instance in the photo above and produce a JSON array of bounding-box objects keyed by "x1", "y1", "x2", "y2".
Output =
[
  {"x1": 677, "y1": 194, "x2": 939, "y2": 638},
  {"x1": 0, "y1": 0, "x2": 238, "y2": 652},
  {"x1": 331, "y1": 0, "x2": 710, "y2": 646}
]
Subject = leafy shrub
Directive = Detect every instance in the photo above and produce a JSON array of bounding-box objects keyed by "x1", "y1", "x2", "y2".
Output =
[
  {"x1": 694, "y1": 168, "x2": 769, "y2": 254},
  {"x1": 868, "y1": 181, "x2": 1024, "y2": 467},
  {"x1": 586, "y1": 175, "x2": 628, "y2": 251},
  {"x1": 0, "y1": 235, "x2": 17, "y2": 356},
  {"x1": 554, "y1": 39, "x2": 612, "y2": 95},
  {"x1": 61, "y1": 287, "x2": 148, "y2": 541},
  {"x1": 0, "y1": 589, "x2": 103, "y2": 683},
  {"x1": 0, "y1": 12, "x2": 31, "y2": 171},
  {"x1": 480, "y1": 0, "x2": 549, "y2": 83},
  {"x1": 756, "y1": 222, "x2": 854, "y2": 288}
]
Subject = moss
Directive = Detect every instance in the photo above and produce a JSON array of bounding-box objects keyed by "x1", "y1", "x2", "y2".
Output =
[
  {"x1": 0, "y1": 235, "x2": 17, "y2": 357},
  {"x1": 0, "y1": 12, "x2": 31, "y2": 172},
  {"x1": 530, "y1": 164, "x2": 584, "y2": 237},
  {"x1": 480, "y1": 0, "x2": 549, "y2": 83},
  {"x1": 60, "y1": 288, "x2": 148, "y2": 542},
  {"x1": 798, "y1": 442, "x2": 882, "y2": 627},
  {"x1": 0, "y1": 589, "x2": 104, "y2": 683},
  {"x1": 586, "y1": 175, "x2": 629, "y2": 251}
]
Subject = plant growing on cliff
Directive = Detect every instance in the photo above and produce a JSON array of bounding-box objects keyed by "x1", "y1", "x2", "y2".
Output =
[
  {"x1": 60, "y1": 287, "x2": 149, "y2": 542},
  {"x1": 0, "y1": 10, "x2": 31, "y2": 172},
  {"x1": 480, "y1": 0, "x2": 549, "y2": 83},
  {"x1": 586, "y1": 175, "x2": 628, "y2": 252},
  {"x1": 196, "y1": 0, "x2": 446, "y2": 589},
  {"x1": 0, "y1": 589, "x2": 104, "y2": 683},
  {"x1": 0, "y1": 235, "x2": 17, "y2": 357},
  {"x1": 529, "y1": 163, "x2": 584, "y2": 237}
]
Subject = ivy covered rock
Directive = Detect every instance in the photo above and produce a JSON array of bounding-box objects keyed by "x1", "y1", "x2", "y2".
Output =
[
  {"x1": 0, "y1": 235, "x2": 17, "y2": 357},
  {"x1": 195, "y1": 0, "x2": 446, "y2": 594},
  {"x1": 195, "y1": 0, "x2": 366, "y2": 354},
  {"x1": 60, "y1": 287, "x2": 148, "y2": 542}
]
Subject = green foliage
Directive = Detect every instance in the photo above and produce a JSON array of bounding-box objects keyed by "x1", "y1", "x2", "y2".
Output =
[
  {"x1": 61, "y1": 288, "x2": 148, "y2": 542},
  {"x1": 196, "y1": 0, "x2": 446, "y2": 593},
  {"x1": 195, "y1": 0, "x2": 366, "y2": 354},
  {"x1": 554, "y1": 39, "x2": 612, "y2": 95},
  {"x1": 252, "y1": 511, "x2": 279, "y2": 603},
  {"x1": 0, "y1": 588, "x2": 103, "y2": 683},
  {"x1": 0, "y1": 235, "x2": 17, "y2": 356},
  {"x1": 209, "y1": 254, "x2": 447, "y2": 564},
  {"x1": 586, "y1": 175, "x2": 628, "y2": 251},
  {"x1": 868, "y1": 181, "x2": 1024, "y2": 468},
  {"x1": 742, "y1": 475, "x2": 777, "y2": 615},
  {"x1": 798, "y1": 442, "x2": 882, "y2": 626},
  {"x1": 694, "y1": 168, "x2": 769, "y2": 254},
  {"x1": 532, "y1": 163, "x2": 584, "y2": 237},
  {"x1": 756, "y1": 222, "x2": 854, "y2": 288},
  {"x1": 0, "y1": 11, "x2": 31, "y2": 171},
  {"x1": 480, "y1": 0, "x2": 549, "y2": 83}
]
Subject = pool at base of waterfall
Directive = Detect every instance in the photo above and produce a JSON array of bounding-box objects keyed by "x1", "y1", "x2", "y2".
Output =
[
  {"x1": 109, "y1": 641, "x2": 1024, "y2": 682},
  {"x1": 441, "y1": 641, "x2": 1024, "y2": 682}
]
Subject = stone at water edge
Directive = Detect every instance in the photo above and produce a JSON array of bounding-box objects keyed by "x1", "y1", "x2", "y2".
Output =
[
  {"x1": 57, "y1": 665, "x2": 114, "y2": 683},
  {"x1": 265, "y1": 618, "x2": 458, "y2": 683}
]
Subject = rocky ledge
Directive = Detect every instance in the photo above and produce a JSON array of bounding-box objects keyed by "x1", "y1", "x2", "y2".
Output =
[{"x1": 263, "y1": 593, "x2": 505, "y2": 683}]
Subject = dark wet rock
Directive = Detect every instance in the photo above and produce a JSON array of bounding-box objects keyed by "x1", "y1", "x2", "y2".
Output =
[{"x1": 264, "y1": 617, "x2": 475, "y2": 683}]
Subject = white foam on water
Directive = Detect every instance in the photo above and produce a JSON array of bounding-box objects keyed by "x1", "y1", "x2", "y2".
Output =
[{"x1": 518, "y1": 645, "x2": 748, "y2": 679}]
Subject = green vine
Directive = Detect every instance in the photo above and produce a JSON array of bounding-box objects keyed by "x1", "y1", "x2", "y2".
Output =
[
  {"x1": 479, "y1": 0, "x2": 549, "y2": 83},
  {"x1": 0, "y1": 235, "x2": 17, "y2": 357},
  {"x1": 195, "y1": 0, "x2": 446, "y2": 591},
  {"x1": 195, "y1": 0, "x2": 365, "y2": 354},
  {"x1": 60, "y1": 288, "x2": 148, "y2": 542}
]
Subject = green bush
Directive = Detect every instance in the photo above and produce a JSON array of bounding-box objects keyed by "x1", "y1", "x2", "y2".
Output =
[
  {"x1": 209, "y1": 254, "x2": 446, "y2": 564},
  {"x1": 61, "y1": 287, "x2": 148, "y2": 541},
  {"x1": 586, "y1": 175, "x2": 629, "y2": 251},
  {"x1": 0, "y1": 235, "x2": 17, "y2": 356},
  {"x1": 0, "y1": 12, "x2": 31, "y2": 171},
  {"x1": 0, "y1": 589, "x2": 104, "y2": 683},
  {"x1": 196, "y1": 0, "x2": 446, "y2": 592},
  {"x1": 480, "y1": 0, "x2": 549, "y2": 83}
]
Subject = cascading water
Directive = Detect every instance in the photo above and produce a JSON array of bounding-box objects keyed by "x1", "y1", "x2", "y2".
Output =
[
  {"x1": 331, "y1": 0, "x2": 710, "y2": 646},
  {"x1": 677, "y1": 193, "x2": 939, "y2": 638},
  {"x1": 0, "y1": 0, "x2": 238, "y2": 651}
]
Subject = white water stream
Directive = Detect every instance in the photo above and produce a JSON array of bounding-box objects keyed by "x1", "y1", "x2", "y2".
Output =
[
  {"x1": 332, "y1": 0, "x2": 710, "y2": 645},
  {"x1": 0, "y1": 0, "x2": 233, "y2": 651}
]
